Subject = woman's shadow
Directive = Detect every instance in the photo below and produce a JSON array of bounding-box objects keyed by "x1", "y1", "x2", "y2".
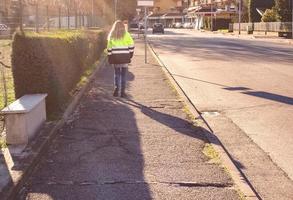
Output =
[{"x1": 119, "y1": 98, "x2": 209, "y2": 143}]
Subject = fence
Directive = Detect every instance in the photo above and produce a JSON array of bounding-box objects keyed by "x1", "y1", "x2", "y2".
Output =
[
  {"x1": 0, "y1": 39, "x2": 13, "y2": 133},
  {"x1": 0, "y1": 1, "x2": 109, "y2": 38},
  {"x1": 232, "y1": 22, "x2": 293, "y2": 33}
]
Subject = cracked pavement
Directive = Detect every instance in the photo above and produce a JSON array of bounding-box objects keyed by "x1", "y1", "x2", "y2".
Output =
[{"x1": 17, "y1": 40, "x2": 240, "y2": 200}]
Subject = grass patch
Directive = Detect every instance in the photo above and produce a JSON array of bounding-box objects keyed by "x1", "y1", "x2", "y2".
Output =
[
  {"x1": 75, "y1": 53, "x2": 106, "y2": 92},
  {"x1": 236, "y1": 189, "x2": 247, "y2": 200},
  {"x1": 0, "y1": 39, "x2": 15, "y2": 109},
  {"x1": 0, "y1": 137, "x2": 7, "y2": 149},
  {"x1": 203, "y1": 143, "x2": 221, "y2": 164},
  {"x1": 217, "y1": 29, "x2": 229, "y2": 33}
]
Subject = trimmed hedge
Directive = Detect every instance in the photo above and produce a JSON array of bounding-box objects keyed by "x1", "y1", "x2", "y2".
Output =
[{"x1": 11, "y1": 30, "x2": 106, "y2": 116}]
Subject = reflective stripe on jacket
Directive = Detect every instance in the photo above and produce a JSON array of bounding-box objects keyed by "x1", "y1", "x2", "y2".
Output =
[{"x1": 107, "y1": 32, "x2": 134, "y2": 64}]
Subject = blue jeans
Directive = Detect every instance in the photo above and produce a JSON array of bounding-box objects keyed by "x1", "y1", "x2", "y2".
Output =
[{"x1": 114, "y1": 65, "x2": 127, "y2": 92}]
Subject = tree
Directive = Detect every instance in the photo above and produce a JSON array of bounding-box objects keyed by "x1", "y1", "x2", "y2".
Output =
[
  {"x1": 248, "y1": 0, "x2": 275, "y2": 22},
  {"x1": 116, "y1": 0, "x2": 136, "y2": 20},
  {"x1": 274, "y1": 0, "x2": 292, "y2": 22},
  {"x1": 10, "y1": 0, "x2": 23, "y2": 31},
  {"x1": 107, "y1": 0, "x2": 137, "y2": 21},
  {"x1": 248, "y1": 0, "x2": 258, "y2": 22},
  {"x1": 242, "y1": 0, "x2": 249, "y2": 22},
  {"x1": 262, "y1": 8, "x2": 279, "y2": 21}
]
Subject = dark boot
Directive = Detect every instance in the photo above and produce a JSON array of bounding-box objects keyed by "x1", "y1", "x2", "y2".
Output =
[
  {"x1": 121, "y1": 90, "x2": 127, "y2": 98},
  {"x1": 113, "y1": 88, "x2": 119, "y2": 97}
]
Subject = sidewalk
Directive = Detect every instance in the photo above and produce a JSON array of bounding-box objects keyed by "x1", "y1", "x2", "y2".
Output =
[
  {"x1": 16, "y1": 40, "x2": 241, "y2": 200},
  {"x1": 212, "y1": 31, "x2": 293, "y2": 45}
]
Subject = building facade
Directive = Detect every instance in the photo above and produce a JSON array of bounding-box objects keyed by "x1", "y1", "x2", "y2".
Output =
[
  {"x1": 144, "y1": 0, "x2": 237, "y2": 30},
  {"x1": 153, "y1": 0, "x2": 183, "y2": 14},
  {"x1": 0, "y1": 0, "x2": 10, "y2": 23},
  {"x1": 147, "y1": 0, "x2": 188, "y2": 27},
  {"x1": 187, "y1": 0, "x2": 237, "y2": 30}
]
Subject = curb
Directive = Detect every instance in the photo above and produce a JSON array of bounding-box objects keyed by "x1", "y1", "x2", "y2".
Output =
[
  {"x1": 4, "y1": 56, "x2": 106, "y2": 200},
  {"x1": 210, "y1": 31, "x2": 293, "y2": 46},
  {"x1": 147, "y1": 42, "x2": 260, "y2": 200}
]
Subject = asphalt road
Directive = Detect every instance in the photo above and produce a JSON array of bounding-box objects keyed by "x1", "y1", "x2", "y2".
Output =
[{"x1": 148, "y1": 29, "x2": 293, "y2": 199}]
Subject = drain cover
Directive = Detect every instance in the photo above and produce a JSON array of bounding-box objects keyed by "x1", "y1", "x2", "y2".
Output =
[{"x1": 201, "y1": 111, "x2": 220, "y2": 117}]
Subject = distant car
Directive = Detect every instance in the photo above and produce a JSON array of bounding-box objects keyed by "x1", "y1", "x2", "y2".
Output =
[
  {"x1": 183, "y1": 22, "x2": 194, "y2": 29},
  {"x1": 0, "y1": 24, "x2": 8, "y2": 31},
  {"x1": 139, "y1": 22, "x2": 148, "y2": 30},
  {"x1": 0, "y1": 24, "x2": 10, "y2": 35},
  {"x1": 174, "y1": 22, "x2": 183, "y2": 28},
  {"x1": 152, "y1": 23, "x2": 164, "y2": 34},
  {"x1": 129, "y1": 23, "x2": 139, "y2": 29}
]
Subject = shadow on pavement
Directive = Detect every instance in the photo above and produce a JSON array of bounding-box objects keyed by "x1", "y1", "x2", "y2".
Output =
[
  {"x1": 172, "y1": 74, "x2": 293, "y2": 106},
  {"x1": 119, "y1": 98, "x2": 208, "y2": 142},
  {"x1": 17, "y1": 63, "x2": 152, "y2": 200},
  {"x1": 17, "y1": 61, "x2": 247, "y2": 199},
  {"x1": 119, "y1": 99, "x2": 247, "y2": 171},
  {"x1": 0, "y1": 151, "x2": 13, "y2": 199}
]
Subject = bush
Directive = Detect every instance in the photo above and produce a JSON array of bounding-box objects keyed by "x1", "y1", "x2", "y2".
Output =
[
  {"x1": 262, "y1": 9, "x2": 279, "y2": 22},
  {"x1": 11, "y1": 30, "x2": 106, "y2": 116}
]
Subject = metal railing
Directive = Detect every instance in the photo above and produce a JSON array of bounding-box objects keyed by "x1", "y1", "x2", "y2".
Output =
[
  {"x1": 0, "y1": 60, "x2": 10, "y2": 133},
  {"x1": 233, "y1": 22, "x2": 292, "y2": 33},
  {"x1": 0, "y1": 1, "x2": 108, "y2": 38}
]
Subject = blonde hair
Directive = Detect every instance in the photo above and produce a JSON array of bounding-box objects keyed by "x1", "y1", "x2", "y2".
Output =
[{"x1": 108, "y1": 20, "x2": 126, "y2": 40}]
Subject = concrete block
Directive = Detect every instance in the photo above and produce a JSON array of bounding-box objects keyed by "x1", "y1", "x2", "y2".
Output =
[{"x1": 0, "y1": 94, "x2": 47, "y2": 145}]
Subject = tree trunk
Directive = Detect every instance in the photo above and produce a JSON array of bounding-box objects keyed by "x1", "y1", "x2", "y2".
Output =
[
  {"x1": 36, "y1": 3, "x2": 39, "y2": 32},
  {"x1": 58, "y1": 6, "x2": 61, "y2": 29},
  {"x1": 67, "y1": 7, "x2": 70, "y2": 29},
  {"x1": 46, "y1": 5, "x2": 50, "y2": 31}
]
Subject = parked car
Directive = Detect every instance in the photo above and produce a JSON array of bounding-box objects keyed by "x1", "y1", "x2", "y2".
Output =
[
  {"x1": 0, "y1": 24, "x2": 10, "y2": 35},
  {"x1": 183, "y1": 22, "x2": 194, "y2": 29},
  {"x1": 174, "y1": 22, "x2": 183, "y2": 28},
  {"x1": 152, "y1": 23, "x2": 164, "y2": 34},
  {"x1": 139, "y1": 22, "x2": 149, "y2": 30},
  {"x1": 129, "y1": 23, "x2": 139, "y2": 29}
]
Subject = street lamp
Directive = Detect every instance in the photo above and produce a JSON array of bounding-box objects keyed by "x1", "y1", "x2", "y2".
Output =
[
  {"x1": 291, "y1": 0, "x2": 293, "y2": 39},
  {"x1": 238, "y1": 0, "x2": 242, "y2": 35},
  {"x1": 210, "y1": 0, "x2": 214, "y2": 32}
]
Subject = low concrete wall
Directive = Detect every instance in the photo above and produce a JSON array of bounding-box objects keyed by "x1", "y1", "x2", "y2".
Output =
[{"x1": 1, "y1": 94, "x2": 47, "y2": 145}]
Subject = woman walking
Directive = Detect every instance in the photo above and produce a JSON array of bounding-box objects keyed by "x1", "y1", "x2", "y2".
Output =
[{"x1": 107, "y1": 20, "x2": 135, "y2": 97}]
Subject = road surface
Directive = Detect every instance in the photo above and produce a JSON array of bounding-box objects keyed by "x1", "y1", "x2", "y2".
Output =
[{"x1": 148, "y1": 29, "x2": 293, "y2": 200}]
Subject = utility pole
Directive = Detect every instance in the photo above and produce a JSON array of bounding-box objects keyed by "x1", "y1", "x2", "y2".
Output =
[
  {"x1": 46, "y1": 5, "x2": 49, "y2": 31},
  {"x1": 36, "y1": 2, "x2": 39, "y2": 32},
  {"x1": 67, "y1": 6, "x2": 70, "y2": 29},
  {"x1": 144, "y1": 7, "x2": 147, "y2": 63},
  {"x1": 114, "y1": 0, "x2": 117, "y2": 21},
  {"x1": 19, "y1": 0, "x2": 23, "y2": 32},
  {"x1": 92, "y1": 0, "x2": 94, "y2": 27},
  {"x1": 211, "y1": 0, "x2": 213, "y2": 31},
  {"x1": 58, "y1": 6, "x2": 61, "y2": 29},
  {"x1": 238, "y1": 0, "x2": 242, "y2": 35}
]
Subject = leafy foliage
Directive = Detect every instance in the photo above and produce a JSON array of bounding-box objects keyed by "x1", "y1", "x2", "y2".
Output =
[
  {"x1": 11, "y1": 30, "x2": 106, "y2": 116},
  {"x1": 106, "y1": 0, "x2": 137, "y2": 21},
  {"x1": 248, "y1": 0, "x2": 258, "y2": 22},
  {"x1": 262, "y1": 8, "x2": 279, "y2": 22},
  {"x1": 273, "y1": 0, "x2": 292, "y2": 22},
  {"x1": 248, "y1": 0, "x2": 275, "y2": 22}
]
